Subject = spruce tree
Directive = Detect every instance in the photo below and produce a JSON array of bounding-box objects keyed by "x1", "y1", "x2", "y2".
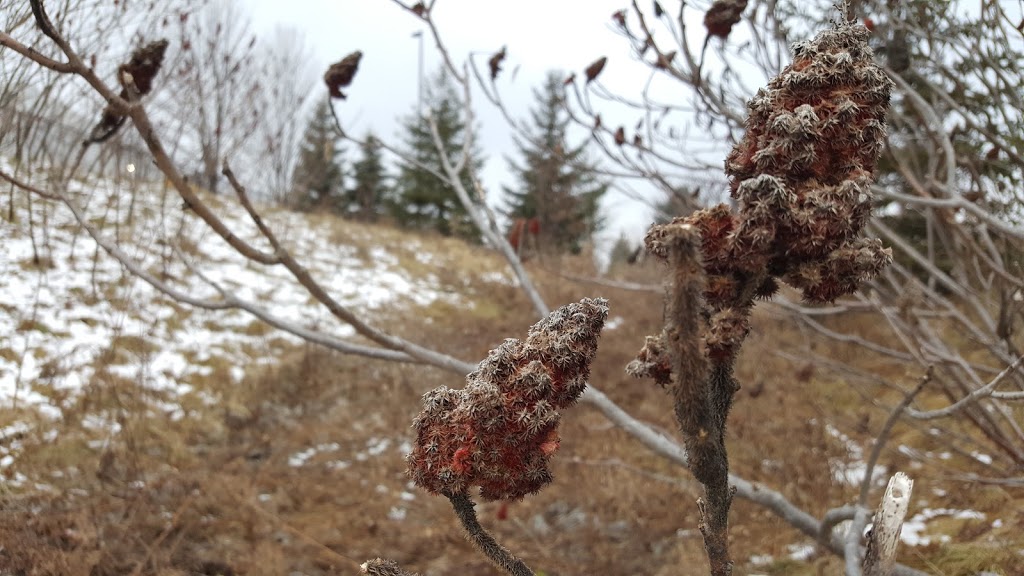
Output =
[
  {"x1": 350, "y1": 132, "x2": 388, "y2": 222},
  {"x1": 392, "y1": 68, "x2": 484, "y2": 241},
  {"x1": 290, "y1": 99, "x2": 345, "y2": 213},
  {"x1": 607, "y1": 232, "x2": 639, "y2": 270},
  {"x1": 503, "y1": 71, "x2": 607, "y2": 255}
]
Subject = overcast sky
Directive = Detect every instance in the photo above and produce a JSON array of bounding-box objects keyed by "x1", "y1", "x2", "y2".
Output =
[{"x1": 241, "y1": 0, "x2": 695, "y2": 250}]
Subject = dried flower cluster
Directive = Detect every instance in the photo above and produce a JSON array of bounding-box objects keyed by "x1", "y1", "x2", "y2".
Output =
[
  {"x1": 88, "y1": 39, "x2": 169, "y2": 144},
  {"x1": 658, "y1": 23, "x2": 893, "y2": 316},
  {"x1": 119, "y1": 39, "x2": 170, "y2": 96},
  {"x1": 704, "y1": 0, "x2": 749, "y2": 39},
  {"x1": 636, "y1": 22, "x2": 893, "y2": 381},
  {"x1": 407, "y1": 298, "x2": 608, "y2": 501},
  {"x1": 324, "y1": 50, "x2": 362, "y2": 99}
]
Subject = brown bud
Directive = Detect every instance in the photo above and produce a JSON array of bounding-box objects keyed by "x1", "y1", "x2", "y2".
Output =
[
  {"x1": 704, "y1": 0, "x2": 748, "y2": 39},
  {"x1": 488, "y1": 46, "x2": 506, "y2": 80},
  {"x1": 585, "y1": 56, "x2": 607, "y2": 84},
  {"x1": 324, "y1": 51, "x2": 363, "y2": 99},
  {"x1": 655, "y1": 50, "x2": 676, "y2": 69}
]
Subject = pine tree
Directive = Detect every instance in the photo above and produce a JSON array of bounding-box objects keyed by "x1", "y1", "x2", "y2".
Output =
[
  {"x1": 290, "y1": 99, "x2": 345, "y2": 213},
  {"x1": 503, "y1": 71, "x2": 607, "y2": 255},
  {"x1": 607, "y1": 232, "x2": 639, "y2": 270},
  {"x1": 392, "y1": 68, "x2": 484, "y2": 241},
  {"x1": 350, "y1": 132, "x2": 388, "y2": 222}
]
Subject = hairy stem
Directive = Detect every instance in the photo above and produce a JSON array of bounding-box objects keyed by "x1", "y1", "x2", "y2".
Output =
[
  {"x1": 446, "y1": 492, "x2": 535, "y2": 576},
  {"x1": 662, "y1": 222, "x2": 738, "y2": 576}
]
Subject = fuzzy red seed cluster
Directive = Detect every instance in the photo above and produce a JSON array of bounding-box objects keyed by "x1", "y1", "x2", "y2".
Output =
[
  {"x1": 407, "y1": 298, "x2": 608, "y2": 501},
  {"x1": 667, "y1": 24, "x2": 893, "y2": 309}
]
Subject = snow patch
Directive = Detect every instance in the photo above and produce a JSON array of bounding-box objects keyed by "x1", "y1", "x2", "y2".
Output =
[
  {"x1": 1, "y1": 158, "x2": 486, "y2": 469},
  {"x1": 901, "y1": 509, "x2": 986, "y2": 546},
  {"x1": 825, "y1": 423, "x2": 886, "y2": 486}
]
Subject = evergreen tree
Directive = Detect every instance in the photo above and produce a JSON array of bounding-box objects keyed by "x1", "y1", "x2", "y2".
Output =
[
  {"x1": 350, "y1": 132, "x2": 388, "y2": 222},
  {"x1": 392, "y1": 68, "x2": 484, "y2": 241},
  {"x1": 503, "y1": 71, "x2": 607, "y2": 255},
  {"x1": 607, "y1": 232, "x2": 639, "y2": 270},
  {"x1": 290, "y1": 99, "x2": 345, "y2": 213}
]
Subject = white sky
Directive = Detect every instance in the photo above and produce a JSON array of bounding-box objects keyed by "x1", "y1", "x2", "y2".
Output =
[{"x1": 242, "y1": 0, "x2": 684, "y2": 249}]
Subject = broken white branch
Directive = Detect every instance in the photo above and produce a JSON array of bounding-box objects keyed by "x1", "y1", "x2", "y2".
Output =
[{"x1": 862, "y1": 473, "x2": 914, "y2": 576}]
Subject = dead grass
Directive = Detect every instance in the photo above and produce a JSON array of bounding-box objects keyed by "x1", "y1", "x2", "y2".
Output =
[{"x1": 2, "y1": 217, "x2": 1022, "y2": 575}]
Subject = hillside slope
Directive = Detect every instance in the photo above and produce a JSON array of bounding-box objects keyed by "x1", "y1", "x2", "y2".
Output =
[
  {"x1": 2, "y1": 161, "x2": 1021, "y2": 575},
  {"x1": 1, "y1": 160, "x2": 513, "y2": 463}
]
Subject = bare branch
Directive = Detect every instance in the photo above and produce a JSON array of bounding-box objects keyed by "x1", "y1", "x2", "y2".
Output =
[
  {"x1": 424, "y1": 111, "x2": 550, "y2": 317},
  {"x1": 907, "y1": 356, "x2": 1024, "y2": 420},
  {"x1": 845, "y1": 369, "x2": 933, "y2": 574},
  {"x1": 220, "y1": 160, "x2": 477, "y2": 374},
  {"x1": 0, "y1": 30, "x2": 76, "y2": 73},
  {"x1": 859, "y1": 368, "x2": 932, "y2": 507}
]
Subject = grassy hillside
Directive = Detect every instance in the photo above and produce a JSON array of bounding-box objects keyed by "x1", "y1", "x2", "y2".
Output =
[{"x1": 1, "y1": 166, "x2": 1021, "y2": 575}]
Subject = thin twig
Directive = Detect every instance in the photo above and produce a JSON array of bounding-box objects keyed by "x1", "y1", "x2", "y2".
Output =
[
  {"x1": 859, "y1": 367, "x2": 933, "y2": 507},
  {"x1": 220, "y1": 161, "x2": 475, "y2": 374},
  {"x1": 550, "y1": 269, "x2": 662, "y2": 293},
  {"x1": 818, "y1": 504, "x2": 863, "y2": 547},
  {"x1": 845, "y1": 369, "x2": 932, "y2": 575},
  {"x1": 907, "y1": 357, "x2": 1024, "y2": 420}
]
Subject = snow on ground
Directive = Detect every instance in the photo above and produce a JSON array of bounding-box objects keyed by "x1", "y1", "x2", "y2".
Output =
[
  {"x1": 824, "y1": 422, "x2": 888, "y2": 487},
  {"x1": 0, "y1": 159, "x2": 492, "y2": 456},
  {"x1": 900, "y1": 508, "x2": 987, "y2": 546}
]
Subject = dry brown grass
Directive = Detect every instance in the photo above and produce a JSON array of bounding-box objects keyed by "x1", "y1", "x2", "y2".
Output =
[{"x1": 2, "y1": 219, "x2": 1022, "y2": 576}]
